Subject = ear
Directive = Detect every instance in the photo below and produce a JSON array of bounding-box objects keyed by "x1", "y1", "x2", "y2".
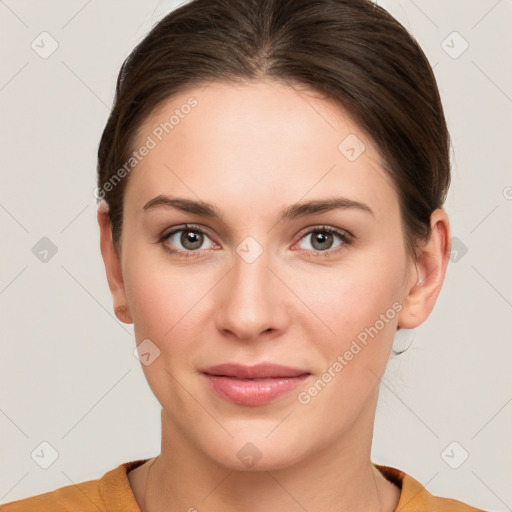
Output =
[
  {"x1": 97, "y1": 202, "x2": 133, "y2": 324},
  {"x1": 398, "y1": 208, "x2": 451, "y2": 329}
]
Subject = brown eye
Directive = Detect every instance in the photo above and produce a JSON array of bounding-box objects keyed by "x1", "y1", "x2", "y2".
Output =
[
  {"x1": 295, "y1": 226, "x2": 352, "y2": 256},
  {"x1": 162, "y1": 225, "x2": 216, "y2": 254},
  {"x1": 309, "y1": 231, "x2": 334, "y2": 251},
  {"x1": 180, "y1": 230, "x2": 204, "y2": 250}
]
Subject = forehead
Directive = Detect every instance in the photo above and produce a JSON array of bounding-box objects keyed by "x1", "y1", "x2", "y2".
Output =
[{"x1": 125, "y1": 79, "x2": 397, "y2": 218}]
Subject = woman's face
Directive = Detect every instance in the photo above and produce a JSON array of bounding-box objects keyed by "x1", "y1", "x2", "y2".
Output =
[{"x1": 105, "y1": 80, "x2": 420, "y2": 469}]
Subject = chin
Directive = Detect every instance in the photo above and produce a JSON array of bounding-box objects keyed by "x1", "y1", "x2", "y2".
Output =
[{"x1": 200, "y1": 427, "x2": 312, "y2": 472}]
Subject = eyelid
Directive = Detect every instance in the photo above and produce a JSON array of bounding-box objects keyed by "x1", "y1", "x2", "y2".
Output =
[
  {"x1": 159, "y1": 223, "x2": 214, "y2": 239},
  {"x1": 294, "y1": 224, "x2": 353, "y2": 241}
]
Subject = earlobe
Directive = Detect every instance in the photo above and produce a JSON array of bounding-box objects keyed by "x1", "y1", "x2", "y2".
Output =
[
  {"x1": 398, "y1": 209, "x2": 451, "y2": 329},
  {"x1": 97, "y1": 202, "x2": 133, "y2": 325},
  {"x1": 114, "y1": 304, "x2": 133, "y2": 324}
]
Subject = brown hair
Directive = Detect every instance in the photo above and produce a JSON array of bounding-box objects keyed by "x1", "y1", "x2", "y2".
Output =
[{"x1": 97, "y1": 0, "x2": 450, "y2": 256}]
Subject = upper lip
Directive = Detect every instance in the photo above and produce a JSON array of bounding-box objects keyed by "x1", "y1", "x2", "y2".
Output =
[{"x1": 200, "y1": 363, "x2": 310, "y2": 379}]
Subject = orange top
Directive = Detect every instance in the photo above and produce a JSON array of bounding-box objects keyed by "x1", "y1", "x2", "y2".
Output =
[{"x1": 0, "y1": 459, "x2": 485, "y2": 511}]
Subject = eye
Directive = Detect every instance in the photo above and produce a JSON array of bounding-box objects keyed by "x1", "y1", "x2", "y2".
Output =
[
  {"x1": 158, "y1": 224, "x2": 217, "y2": 257},
  {"x1": 294, "y1": 226, "x2": 352, "y2": 256},
  {"x1": 157, "y1": 223, "x2": 353, "y2": 259}
]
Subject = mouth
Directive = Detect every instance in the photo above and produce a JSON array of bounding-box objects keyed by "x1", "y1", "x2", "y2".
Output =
[
  {"x1": 200, "y1": 363, "x2": 311, "y2": 406},
  {"x1": 201, "y1": 363, "x2": 310, "y2": 379}
]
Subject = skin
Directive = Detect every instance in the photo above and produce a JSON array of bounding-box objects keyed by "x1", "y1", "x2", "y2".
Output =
[{"x1": 98, "y1": 79, "x2": 450, "y2": 512}]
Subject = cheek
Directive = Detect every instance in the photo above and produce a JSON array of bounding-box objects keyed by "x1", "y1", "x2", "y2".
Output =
[
  {"x1": 293, "y1": 248, "x2": 406, "y2": 409},
  {"x1": 298, "y1": 254, "x2": 405, "y2": 343},
  {"x1": 122, "y1": 249, "x2": 216, "y2": 407},
  {"x1": 122, "y1": 243, "x2": 218, "y2": 352},
  {"x1": 294, "y1": 261, "x2": 404, "y2": 421}
]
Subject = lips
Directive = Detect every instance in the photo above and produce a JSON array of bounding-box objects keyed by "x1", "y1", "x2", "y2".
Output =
[
  {"x1": 201, "y1": 363, "x2": 309, "y2": 379},
  {"x1": 200, "y1": 363, "x2": 311, "y2": 406}
]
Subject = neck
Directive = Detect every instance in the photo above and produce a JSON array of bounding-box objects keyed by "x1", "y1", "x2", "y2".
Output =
[{"x1": 138, "y1": 394, "x2": 400, "y2": 512}]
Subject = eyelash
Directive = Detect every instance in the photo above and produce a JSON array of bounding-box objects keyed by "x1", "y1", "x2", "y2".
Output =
[{"x1": 156, "y1": 223, "x2": 354, "y2": 259}]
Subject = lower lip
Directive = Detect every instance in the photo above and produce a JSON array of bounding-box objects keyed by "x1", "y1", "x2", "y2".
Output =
[{"x1": 203, "y1": 374, "x2": 310, "y2": 406}]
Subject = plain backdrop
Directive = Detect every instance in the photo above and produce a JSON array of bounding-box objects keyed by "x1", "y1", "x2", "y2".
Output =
[{"x1": 0, "y1": 1, "x2": 511, "y2": 510}]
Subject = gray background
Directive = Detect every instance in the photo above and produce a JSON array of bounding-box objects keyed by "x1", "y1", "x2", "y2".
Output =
[{"x1": 0, "y1": 0, "x2": 511, "y2": 510}]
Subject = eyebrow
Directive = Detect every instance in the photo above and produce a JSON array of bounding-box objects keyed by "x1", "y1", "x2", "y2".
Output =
[{"x1": 142, "y1": 194, "x2": 374, "y2": 222}]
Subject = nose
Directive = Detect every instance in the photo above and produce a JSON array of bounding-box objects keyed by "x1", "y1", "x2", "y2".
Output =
[{"x1": 214, "y1": 249, "x2": 290, "y2": 342}]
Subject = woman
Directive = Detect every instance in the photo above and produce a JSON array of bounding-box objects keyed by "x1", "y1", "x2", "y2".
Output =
[{"x1": 1, "y1": 0, "x2": 486, "y2": 510}]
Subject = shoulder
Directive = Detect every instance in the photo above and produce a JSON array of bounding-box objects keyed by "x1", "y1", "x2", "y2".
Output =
[
  {"x1": 0, "y1": 478, "x2": 100, "y2": 512},
  {"x1": 0, "y1": 459, "x2": 148, "y2": 512},
  {"x1": 375, "y1": 463, "x2": 488, "y2": 512}
]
